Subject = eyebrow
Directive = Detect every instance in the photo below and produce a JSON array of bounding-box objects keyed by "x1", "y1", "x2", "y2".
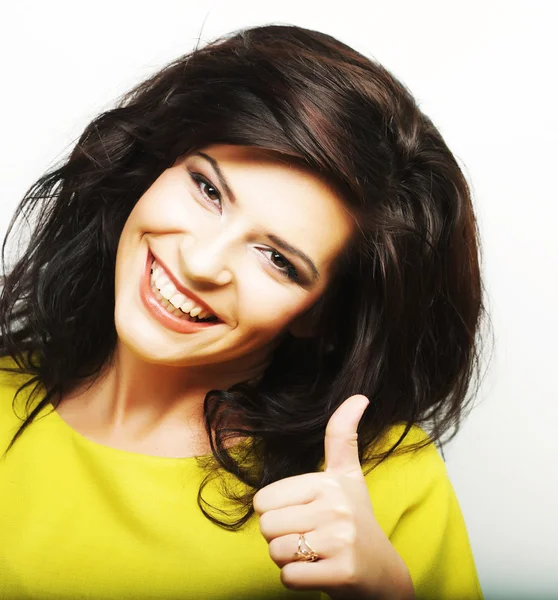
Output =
[
  {"x1": 193, "y1": 151, "x2": 320, "y2": 282},
  {"x1": 195, "y1": 152, "x2": 237, "y2": 204},
  {"x1": 266, "y1": 234, "x2": 320, "y2": 282}
]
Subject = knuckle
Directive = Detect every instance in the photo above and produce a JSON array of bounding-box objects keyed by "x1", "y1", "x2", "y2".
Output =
[
  {"x1": 337, "y1": 523, "x2": 357, "y2": 547},
  {"x1": 338, "y1": 559, "x2": 359, "y2": 585},
  {"x1": 319, "y1": 500, "x2": 353, "y2": 524},
  {"x1": 332, "y1": 503, "x2": 352, "y2": 520},
  {"x1": 320, "y1": 476, "x2": 343, "y2": 495}
]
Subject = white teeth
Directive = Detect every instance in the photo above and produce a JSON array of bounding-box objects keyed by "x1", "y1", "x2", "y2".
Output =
[
  {"x1": 169, "y1": 293, "x2": 187, "y2": 308},
  {"x1": 155, "y1": 273, "x2": 170, "y2": 288},
  {"x1": 150, "y1": 258, "x2": 216, "y2": 321},
  {"x1": 181, "y1": 300, "x2": 194, "y2": 314},
  {"x1": 160, "y1": 283, "x2": 175, "y2": 300}
]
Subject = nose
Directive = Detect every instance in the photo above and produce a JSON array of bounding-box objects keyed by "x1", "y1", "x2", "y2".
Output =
[{"x1": 178, "y1": 233, "x2": 233, "y2": 286}]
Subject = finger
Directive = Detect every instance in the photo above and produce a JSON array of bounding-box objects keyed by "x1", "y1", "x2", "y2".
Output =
[
  {"x1": 280, "y1": 556, "x2": 352, "y2": 593},
  {"x1": 258, "y1": 502, "x2": 318, "y2": 543},
  {"x1": 324, "y1": 394, "x2": 369, "y2": 476},
  {"x1": 253, "y1": 472, "x2": 325, "y2": 515},
  {"x1": 268, "y1": 524, "x2": 350, "y2": 568},
  {"x1": 276, "y1": 527, "x2": 361, "y2": 593}
]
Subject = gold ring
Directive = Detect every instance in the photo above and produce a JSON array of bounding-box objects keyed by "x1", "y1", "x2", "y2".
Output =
[{"x1": 293, "y1": 533, "x2": 319, "y2": 562}]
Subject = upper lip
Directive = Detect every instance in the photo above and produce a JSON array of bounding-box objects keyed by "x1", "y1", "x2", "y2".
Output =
[{"x1": 150, "y1": 251, "x2": 221, "y2": 321}]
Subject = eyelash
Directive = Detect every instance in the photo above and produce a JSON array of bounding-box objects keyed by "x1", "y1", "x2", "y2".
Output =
[
  {"x1": 190, "y1": 172, "x2": 222, "y2": 211},
  {"x1": 188, "y1": 171, "x2": 301, "y2": 283}
]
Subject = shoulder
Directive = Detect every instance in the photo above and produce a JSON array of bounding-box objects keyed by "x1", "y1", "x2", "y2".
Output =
[
  {"x1": 364, "y1": 423, "x2": 483, "y2": 599},
  {"x1": 0, "y1": 353, "x2": 35, "y2": 398},
  {"x1": 0, "y1": 354, "x2": 37, "y2": 452},
  {"x1": 362, "y1": 423, "x2": 458, "y2": 538},
  {"x1": 363, "y1": 423, "x2": 447, "y2": 507},
  {"x1": 0, "y1": 353, "x2": 28, "y2": 403}
]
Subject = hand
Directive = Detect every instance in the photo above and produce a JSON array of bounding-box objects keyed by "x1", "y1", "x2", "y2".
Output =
[{"x1": 253, "y1": 394, "x2": 414, "y2": 600}]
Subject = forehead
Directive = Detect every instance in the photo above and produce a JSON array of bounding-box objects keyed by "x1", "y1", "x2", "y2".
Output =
[{"x1": 189, "y1": 144, "x2": 355, "y2": 277}]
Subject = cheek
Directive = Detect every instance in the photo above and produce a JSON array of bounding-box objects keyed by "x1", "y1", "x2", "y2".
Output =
[
  {"x1": 236, "y1": 273, "x2": 311, "y2": 333},
  {"x1": 129, "y1": 168, "x2": 199, "y2": 231}
]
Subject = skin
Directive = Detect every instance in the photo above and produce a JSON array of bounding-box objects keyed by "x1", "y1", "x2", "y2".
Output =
[
  {"x1": 254, "y1": 395, "x2": 415, "y2": 600},
  {"x1": 56, "y1": 143, "x2": 354, "y2": 457},
  {"x1": 55, "y1": 143, "x2": 414, "y2": 598}
]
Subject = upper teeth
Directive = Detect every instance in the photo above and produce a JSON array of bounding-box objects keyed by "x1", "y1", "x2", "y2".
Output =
[{"x1": 151, "y1": 260, "x2": 213, "y2": 319}]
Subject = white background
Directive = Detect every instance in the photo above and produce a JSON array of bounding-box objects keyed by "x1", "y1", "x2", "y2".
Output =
[{"x1": 1, "y1": 1, "x2": 557, "y2": 598}]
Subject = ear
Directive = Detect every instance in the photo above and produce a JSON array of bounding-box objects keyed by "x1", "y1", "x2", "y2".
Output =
[{"x1": 288, "y1": 299, "x2": 324, "y2": 339}]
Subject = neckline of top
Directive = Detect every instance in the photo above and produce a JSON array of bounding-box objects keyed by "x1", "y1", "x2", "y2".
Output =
[{"x1": 43, "y1": 401, "x2": 220, "y2": 465}]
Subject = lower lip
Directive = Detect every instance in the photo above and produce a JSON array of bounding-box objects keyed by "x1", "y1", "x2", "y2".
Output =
[{"x1": 140, "y1": 251, "x2": 222, "y2": 334}]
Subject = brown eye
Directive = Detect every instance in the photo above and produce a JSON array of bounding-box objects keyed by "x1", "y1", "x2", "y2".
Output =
[
  {"x1": 271, "y1": 252, "x2": 287, "y2": 267},
  {"x1": 259, "y1": 248, "x2": 300, "y2": 283},
  {"x1": 200, "y1": 181, "x2": 220, "y2": 203},
  {"x1": 190, "y1": 172, "x2": 222, "y2": 209}
]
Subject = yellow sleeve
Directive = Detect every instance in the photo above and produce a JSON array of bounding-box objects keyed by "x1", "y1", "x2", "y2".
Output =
[{"x1": 367, "y1": 428, "x2": 484, "y2": 600}]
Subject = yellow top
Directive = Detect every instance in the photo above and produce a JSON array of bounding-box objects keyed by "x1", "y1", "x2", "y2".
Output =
[{"x1": 0, "y1": 356, "x2": 483, "y2": 599}]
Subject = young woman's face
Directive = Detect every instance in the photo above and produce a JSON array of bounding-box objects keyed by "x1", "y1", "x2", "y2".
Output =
[{"x1": 114, "y1": 144, "x2": 354, "y2": 373}]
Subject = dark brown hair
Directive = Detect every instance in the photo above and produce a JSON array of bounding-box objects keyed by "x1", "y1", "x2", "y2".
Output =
[{"x1": 0, "y1": 24, "x2": 488, "y2": 530}]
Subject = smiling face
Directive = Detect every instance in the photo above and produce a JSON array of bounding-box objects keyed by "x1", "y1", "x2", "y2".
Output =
[{"x1": 113, "y1": 144, "x2": 354, "y2": 376}]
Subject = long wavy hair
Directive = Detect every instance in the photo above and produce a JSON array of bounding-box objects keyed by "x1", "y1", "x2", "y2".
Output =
[{"x1": 0, "y1": 24, "x2": 488, "y2": 530}]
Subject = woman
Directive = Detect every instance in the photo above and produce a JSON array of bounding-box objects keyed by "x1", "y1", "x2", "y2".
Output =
[{"x1": 0, "y1": 24, "x2": 486, "y2": 600}]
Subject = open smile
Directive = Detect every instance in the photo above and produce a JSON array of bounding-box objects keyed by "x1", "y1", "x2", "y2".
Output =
[{"x1": 140, "y1": 251, "x2": 223, "y2": 334}]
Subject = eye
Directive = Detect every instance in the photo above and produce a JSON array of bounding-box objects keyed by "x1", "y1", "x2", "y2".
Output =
[
  {"x1": 190, "y1": 172, "x2": 222, "y2": 210},
  {"x1": 259, "y1": 248, "x2": 300, "y2": 283}
]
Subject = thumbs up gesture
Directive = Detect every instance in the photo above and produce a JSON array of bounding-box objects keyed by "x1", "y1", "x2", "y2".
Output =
[{"x1": 253, "y1": 395, "x2": 414, "y2": 600}]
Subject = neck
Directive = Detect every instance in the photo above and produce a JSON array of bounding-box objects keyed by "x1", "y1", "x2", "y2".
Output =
[{"x1": 57, "y1": 342, "x2": 271, "y2": 442}]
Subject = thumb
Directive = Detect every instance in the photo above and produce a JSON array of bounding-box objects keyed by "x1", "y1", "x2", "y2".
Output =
[{"x1": 324, "y1": 394, "x2": 370, "y2": 476}]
